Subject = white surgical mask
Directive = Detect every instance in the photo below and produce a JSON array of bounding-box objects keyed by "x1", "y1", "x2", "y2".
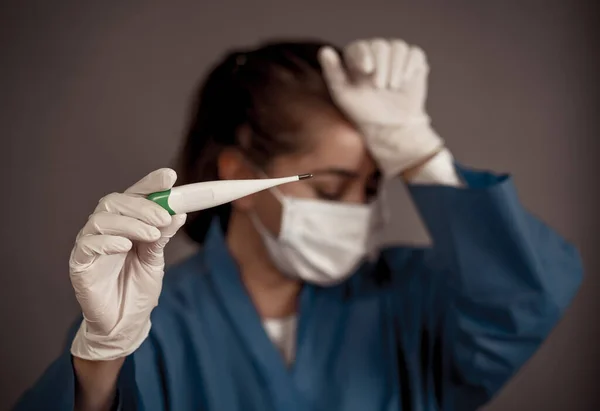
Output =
[{"x1": 250, "y1": 186, "x2": 379, "y2": 286}]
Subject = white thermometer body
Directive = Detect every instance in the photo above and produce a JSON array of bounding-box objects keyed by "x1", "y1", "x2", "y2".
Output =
[{"x1": 147, "y1": 174, "x2": 312, "y2": 215}]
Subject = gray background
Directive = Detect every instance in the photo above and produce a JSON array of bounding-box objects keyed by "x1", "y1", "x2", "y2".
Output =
[{"x1": 1, "y1": 0, "x2": 598, "y2": 409}]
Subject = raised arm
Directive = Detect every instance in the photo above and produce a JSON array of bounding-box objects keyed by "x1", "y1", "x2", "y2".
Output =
[{"x1": 397, "y1": 165, "x2": 582, "y2": 409}]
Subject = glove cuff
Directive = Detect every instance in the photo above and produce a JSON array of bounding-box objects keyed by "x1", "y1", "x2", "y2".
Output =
[
  {"x1": 70, "y1": 318, "x2": 152, "y2": 361},
  {"x1": 407, "y1": 148, "x2": 463, "y2": 186},
  {"x1": 362, "y1": 120, "x2": 444, "y2": 178}
]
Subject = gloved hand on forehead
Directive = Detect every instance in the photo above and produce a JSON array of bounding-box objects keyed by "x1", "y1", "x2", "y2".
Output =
[{"x1": 318, "y1": 38, "x2": 447, "y2": 179}]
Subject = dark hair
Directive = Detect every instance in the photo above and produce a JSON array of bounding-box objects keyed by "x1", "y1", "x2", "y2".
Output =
[{"x1": 177, "y1": 40, "x2": 343, "y2": 245}]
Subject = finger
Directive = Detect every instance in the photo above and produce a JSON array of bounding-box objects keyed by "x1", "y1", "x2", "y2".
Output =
[
  {"x1": 370, "y1": 39, "x2": 391, "y2": 89},
  {"x1": 389, "y1": 40, "x2": 410, "y2": 89},
  {"x1": 344, "y1": 40, "x2": 375, "y2": 79},
  {"x1": 404, "y1": 46, "x2": 428, "y2": 81},
  {"x1": 80, "y1": 212, "x2": 162, "y2": 242},
  {"x1": 125, "y1": 168, "x2": 177, "y2": 196},
  {"x1": 318, "y1": 46, "x2": 348, "y2": 87},
  {"x1": 137, "y1": 214, "x2": 187, "y2": 267},
  {"x1": 95, "y1": 192, "x2": 172, "y2": 228},
  {"x1": 70, "y1": 235, "x2": 132, "y2": 268}
]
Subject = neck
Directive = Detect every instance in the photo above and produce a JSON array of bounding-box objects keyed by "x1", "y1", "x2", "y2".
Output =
[{"x1": 226, "y1": 210, "x2": 302, "y2": 319}]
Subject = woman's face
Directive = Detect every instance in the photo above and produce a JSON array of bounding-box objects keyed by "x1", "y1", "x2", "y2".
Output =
[{"x1": 240, "y1": 105, "x2": 380, "y2": 236}]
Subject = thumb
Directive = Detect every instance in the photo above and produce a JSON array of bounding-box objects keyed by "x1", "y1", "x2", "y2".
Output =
[
  {"x1": 137, "y1": 214, "x2": 187, "y2": 267},
  {"x1": 125, "y1": 168, "x2": 177, "y2": 196},
  {"x1": 318, "y1": 46, "x2": 348, "y2": 88}
]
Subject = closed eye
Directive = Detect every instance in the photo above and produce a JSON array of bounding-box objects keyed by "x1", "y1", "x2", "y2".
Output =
[{"x1": 315, "y1": 189, "x2": 343, "y2": 201}]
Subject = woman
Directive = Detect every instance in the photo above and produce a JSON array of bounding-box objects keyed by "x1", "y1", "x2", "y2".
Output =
[{"x1": 14, "y1": 38, "x2": 583, "y2": 411}]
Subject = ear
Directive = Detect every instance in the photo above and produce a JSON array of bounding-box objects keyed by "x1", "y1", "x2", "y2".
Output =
[{"x1": 217, "y1": 147, "x2": 257, "y2": 211}]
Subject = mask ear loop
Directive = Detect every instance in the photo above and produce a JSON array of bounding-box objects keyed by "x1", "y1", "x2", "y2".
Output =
[
  {"x1": 245, "y1": 166, "x2": 281, "y2": 239},
  {"x1": 246, "y1": 166, "x2": 288, "y2": 244},
  {"x1": 249, "y1": 162, "x2": 286, "y2": 203}
]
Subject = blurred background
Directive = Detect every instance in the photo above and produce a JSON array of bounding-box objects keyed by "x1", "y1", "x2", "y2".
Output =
[{"x1": 1, "y1": 0, "x2": 598, "y2": 409}]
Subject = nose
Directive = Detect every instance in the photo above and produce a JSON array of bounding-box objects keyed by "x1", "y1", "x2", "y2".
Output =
[{"x1": 341, "y1": 179, "x2": 372, "y2": 204}]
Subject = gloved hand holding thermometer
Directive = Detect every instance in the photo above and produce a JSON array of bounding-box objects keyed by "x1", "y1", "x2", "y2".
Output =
[
  {"x1": 318, "y1": 39, "x2": 462, "y2": 186},
  {"x1": 70, "y1": 168, "x2": 311, "y2": 361}
]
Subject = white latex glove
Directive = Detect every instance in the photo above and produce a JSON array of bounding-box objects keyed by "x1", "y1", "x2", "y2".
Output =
[
  {"x1": 69, "y1": 168, "x2": 187, "y2": 361},
  {"x1": 318, "y1": 39, "x2": 451, "y2": 180}
]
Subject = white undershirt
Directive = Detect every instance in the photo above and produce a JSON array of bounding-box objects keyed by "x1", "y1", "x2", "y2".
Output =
[{"x1": 262, "y1": 315, "x2": 297, "y2": 366}]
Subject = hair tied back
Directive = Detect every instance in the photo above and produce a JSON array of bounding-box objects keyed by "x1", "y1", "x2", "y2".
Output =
[
  {"x1": 232, "y1": 52, "x2": 247, "y2": 75},
  {"x1": 236, "y1": 53, "x2": 247, "y2": 66}
]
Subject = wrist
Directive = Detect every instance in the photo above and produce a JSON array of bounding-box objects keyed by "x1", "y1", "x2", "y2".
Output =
[
  {"x1": 73, "y1": 356, "x2": 124, "y2": 411},
  {"x1": 71, "y1": 318, "x2": 152, "y2": 361},
  {"x1": 401, "y1": 147, "x2": 445, "y2": 181},
  {"x1": 402, "y1": 148, "x2": 463, "y2": 186},
  {"x1": 363, "y1": 120, "x2": 445, "y2": 178}
]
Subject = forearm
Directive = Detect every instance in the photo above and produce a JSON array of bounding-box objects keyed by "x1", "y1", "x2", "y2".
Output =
[
  {"x1": 411, "y1": 167, "x2": 582, "y2": 304},
  {"x1": 409, "y1": 168, "x2": 583, "y2": 395},
  {"x1": 73, "y1": 356, "x2": 124, "y2": 411}
]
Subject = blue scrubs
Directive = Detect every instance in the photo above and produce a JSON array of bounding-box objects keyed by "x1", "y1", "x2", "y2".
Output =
[{"x1": 14, "y1": 167, "x2": 583, "y2": 411}]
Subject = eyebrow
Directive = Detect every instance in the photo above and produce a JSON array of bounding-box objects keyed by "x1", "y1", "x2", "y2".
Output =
[{"x1": 309, "y1": 167, "x2": 361, "y2": 179}]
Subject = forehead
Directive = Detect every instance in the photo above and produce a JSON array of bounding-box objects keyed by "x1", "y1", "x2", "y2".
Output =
[{"x1": 271, "y1": 106, "x2": 371, "y2": 173}]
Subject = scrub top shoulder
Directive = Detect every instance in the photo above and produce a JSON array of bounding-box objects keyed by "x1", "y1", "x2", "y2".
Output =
[{"x1": 13, "y1": 167, "x2": 584, "y2": 411}]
